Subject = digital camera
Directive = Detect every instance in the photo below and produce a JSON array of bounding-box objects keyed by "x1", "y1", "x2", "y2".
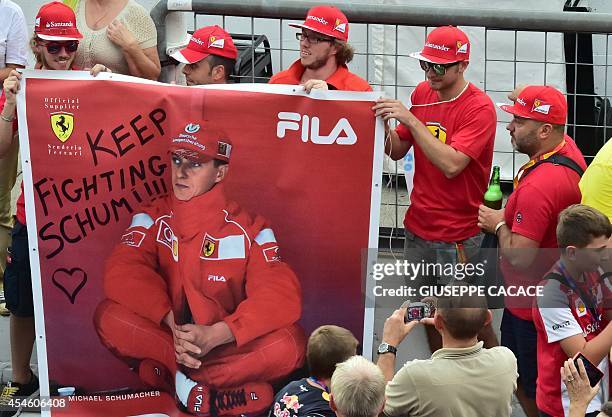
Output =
[{"x1": 404, "y1": 301, "x2": 435, "y2": 322}]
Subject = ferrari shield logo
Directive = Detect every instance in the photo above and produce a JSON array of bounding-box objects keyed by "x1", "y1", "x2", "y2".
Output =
[
  {"x1": 203, "y1": 240, "x2": 215, "y2": 257},
  {"x1": 50, "y1": 112, "x2": 74, "y2": 142}
]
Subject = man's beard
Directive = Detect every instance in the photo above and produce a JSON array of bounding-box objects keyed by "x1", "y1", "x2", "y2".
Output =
[{"x1": 302, "y1": 55, "x2": 329, "y2": 70}]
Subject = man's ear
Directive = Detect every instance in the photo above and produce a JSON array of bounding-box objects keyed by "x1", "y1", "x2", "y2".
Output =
[
  {"x1": 565, "y1": 245, "x2": 578, "y2": 261},
  {"x1": 212, "y1": 64, "x2": 226, "y2": 82},
  {"x1": 329, "y1": 394, "x2": 338, "y2": 412},
  {"x1": 433, "y1": 312, "x2": 444, "y2": 332},
  {"x1": 215, "y1": 164, "x2": 229, "y2": 183},
  {"x1": 458, "y1": 60, "x2": 469, "y2": 74},
  {"x1": 539, "y1": 123, "x2": 554, "y2": 139},
  {"x1": 483, "y1": 309, "x2": 493, "y2": 327}
]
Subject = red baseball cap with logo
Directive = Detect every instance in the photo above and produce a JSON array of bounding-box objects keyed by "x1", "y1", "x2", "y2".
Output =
[
  {"x1": 409, "y1": 26, "x2": 470, "y2": 64},
  {"x1": 289, "y1": 5, "x2": 349, "y2": 42},
  {"x1": 169, "y1": 123, "x2": 233, "y2": 163},
  {"x1": 497, "y1": 85, "x2": 567, "y2": 125},
  {"x1": 35, "y1": 1, "x2": 82, "y2": 41},
  {"x1": 170, "y1": 25, "x2": 238, "y2": 64}
]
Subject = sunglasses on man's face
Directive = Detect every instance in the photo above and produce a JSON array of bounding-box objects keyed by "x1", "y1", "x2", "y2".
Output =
[
  {"x1": 419, "y1": 60, "x2": 460, "y2": 76},
  {"x1": 40, "y1": 41, "x2": 79, "y2": 54}
]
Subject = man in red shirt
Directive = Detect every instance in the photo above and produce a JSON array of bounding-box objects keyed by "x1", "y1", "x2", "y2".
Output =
[
  {"x1": 170, "y1": 25, "x2": 237, "y2": 86},
  {"x1": 533, "y1": 204, "x2": 611, "y2": 417},
  {"x1": 95, "y1": 124, "x2": 306, "y2": 416},
  {"x1": 268, "y1": 5, "x2": 371, "y2": 92},
  {"x1": 372, "y1": 26, "x2": 497, "y2": 352},
  {"x1": 479, "y1": 85, "x2": 588, "y2": 417}
]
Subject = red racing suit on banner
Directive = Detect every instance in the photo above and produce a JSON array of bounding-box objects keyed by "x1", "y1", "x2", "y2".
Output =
[{"x1": 94, "y1": 184, "x2": 306, "y2": 388}]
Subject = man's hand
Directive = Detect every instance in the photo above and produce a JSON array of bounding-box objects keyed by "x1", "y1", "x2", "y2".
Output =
[
  {"x1": 302, "y1": 79, "x2": 328, "y2": 93},
  {"x1": 478, "y1": 204, "x2": 505, "y2": 234},
  {"x1": 89, "y1": 64, "x2": 112, "y2": 77},
  {"x1": 107, "y1": 20, "x2": 138, "y2": 50},
  {"x1": 562, "y1": 358, "x2": 600, "y2": 417},
  {"x1": 2, "y1": 70, "x2": 22, "y2": 107},
  {"x1": 382, "y1": 307, "x2": 419, "y2": 347},
  {"x1": 174, "y1": 321, "x2": 235, "y2": 369},
  {"x1": 372, "y1": 98, "x2": 414, "y2": 126}
]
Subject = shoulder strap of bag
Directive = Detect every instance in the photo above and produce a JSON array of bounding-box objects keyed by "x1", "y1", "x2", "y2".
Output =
[{"x1": 523, "y1": 154, "x2": 584, "y2": 179}]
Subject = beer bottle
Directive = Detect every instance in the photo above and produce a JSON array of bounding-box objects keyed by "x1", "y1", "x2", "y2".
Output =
[{"x1": 484, "y1": 166, "x2": 502, "y2": 210}]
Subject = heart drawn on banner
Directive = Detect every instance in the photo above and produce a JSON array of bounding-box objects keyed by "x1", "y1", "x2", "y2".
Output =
[{"x1": 51, "y1": 268, "x2": 88, "y2": 304}]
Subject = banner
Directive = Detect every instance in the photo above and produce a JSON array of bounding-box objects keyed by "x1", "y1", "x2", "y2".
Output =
[{"x1": 16, "y1": 70, "x2": 383, "y2": 416}]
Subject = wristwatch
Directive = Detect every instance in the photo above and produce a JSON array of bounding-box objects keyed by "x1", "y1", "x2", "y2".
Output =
[{"x1": 377, "y1": 342, "x2": 397, "y2": 355}]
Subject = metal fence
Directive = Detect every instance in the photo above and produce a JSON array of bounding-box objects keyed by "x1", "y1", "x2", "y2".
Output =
[{"x1": 151, "y1": 0, "x2": 612, "y2": 244}]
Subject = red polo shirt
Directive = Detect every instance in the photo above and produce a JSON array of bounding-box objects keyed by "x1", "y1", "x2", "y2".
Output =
[{"x1": 269, "y1": 60, "x2": 372, "y2": 92}]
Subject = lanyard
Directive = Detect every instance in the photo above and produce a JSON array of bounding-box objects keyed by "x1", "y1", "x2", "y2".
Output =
[
  {"x1": 309, "y1": 377, "x2": 329, "y2": 393},
  {"x1": 513, "y1": 139, "x2": 566, "y2": 190},
  {"x1": 557, "y1": 261, "x2": 600, "y2": 326}
]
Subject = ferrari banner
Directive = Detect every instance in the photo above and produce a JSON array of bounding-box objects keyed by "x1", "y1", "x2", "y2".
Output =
[{"x1": 15, "y1": 70, "x2": 383, "y2": 416}]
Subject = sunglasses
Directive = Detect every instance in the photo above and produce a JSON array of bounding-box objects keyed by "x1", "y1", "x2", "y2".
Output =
[
  {"x1": 419, "y1": 60, "x2": 460, "y2": 76},
  {"x1": 39, "y1": 41, "x2": 79, "y2": 54},
  {"x1": 296, "y1": 32, "x2": 334, "y2": 44}
]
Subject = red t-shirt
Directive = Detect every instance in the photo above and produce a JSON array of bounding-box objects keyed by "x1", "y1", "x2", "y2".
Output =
[
  {"x1": 533, "y1": 262, "x2": 611, "y2": 416},
  {"x1": 502, "y1": 136, "x2": 587, "y2": 320},
  {"x1": 0, "y1": 92, "x2": 24, "y2": 225},
  {"x1": 395, "y1": 82, "x2": 496, "y2": 242},
  {"x1": 269, "y1": 60, "x2": 372, "y2": 92}
]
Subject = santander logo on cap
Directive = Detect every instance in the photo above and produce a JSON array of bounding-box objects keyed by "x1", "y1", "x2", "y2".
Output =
[
  {"x1": 307, "y1": 15, "x2": 329, "y2": 26},
  {"x1": 45, "y1": 21, "x2": 74, "y2": 28}
]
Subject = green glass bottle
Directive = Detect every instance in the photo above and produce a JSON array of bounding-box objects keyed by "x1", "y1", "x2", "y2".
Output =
[{"x1": 484, "y1": 166, "x2": 502, "y2": 210}]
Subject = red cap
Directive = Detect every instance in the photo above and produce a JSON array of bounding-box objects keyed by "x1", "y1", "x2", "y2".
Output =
[
  {"x1": 497, "y1": 85, "x2": 567, "y2": 125},
  {"x1": 35, "y1": 1, "x2": 82, "y2": 41},
  {"x1": 169, "y1": 123, "x2": 233, "y2": 163},
  {"x1": 409, "y1": 26, "x2": 469, "y2": 64},
  {"x1": 289, "y1": 5, "x2": 349, "y2": 42},
  {"x1": 170, "y1": 25, "x2": 237, "y2": 64}
]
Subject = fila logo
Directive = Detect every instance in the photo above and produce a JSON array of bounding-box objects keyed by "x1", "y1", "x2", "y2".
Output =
[
  {"x1": 194, "y1": 393, "x2": 203, "y2": 412},
  {"x1": 276, "y1": 112, "x2": 357, "y2": 145},
  {"x1": 208, "y1": 274, "x2": 226, "y2": 282}
]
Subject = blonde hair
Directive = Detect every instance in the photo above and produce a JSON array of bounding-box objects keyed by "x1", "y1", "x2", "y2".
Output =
[{"x1": 334, "y1": 41, "x2": 354, "y2": 66}]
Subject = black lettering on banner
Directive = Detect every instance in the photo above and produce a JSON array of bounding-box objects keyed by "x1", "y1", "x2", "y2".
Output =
[
  {"x1": 149, "y1": 108, "x2": 166, "y2": 136},
  {"x1": 111, "y1": 124, "x2": 134, "y2": 157},
  {"x1": 130, "y1": 114, "x2": 154, "y2": 146},
  {"x1": 86, "y1": 129, "x2": 116, "y2": 167},
  {"x1": 34, "y1": 177, "x2": 53, "y2": 216},
  {"x1": 85, "y1": 108, "x2": 167, "y2": 166},
  {"x1": 35, "y1": 155, "x2": 168, "y2": 259},
  {"x1": 39, "y1": 197, "x2": 135, "y2": 259},
  {"x1": 39, "y1": 222, "x2": 64, "y2": 258}
]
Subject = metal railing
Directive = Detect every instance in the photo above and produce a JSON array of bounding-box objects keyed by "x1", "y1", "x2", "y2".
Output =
[{"x1": 151, "y1": 0, "x2": 612, "y2": 242}]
